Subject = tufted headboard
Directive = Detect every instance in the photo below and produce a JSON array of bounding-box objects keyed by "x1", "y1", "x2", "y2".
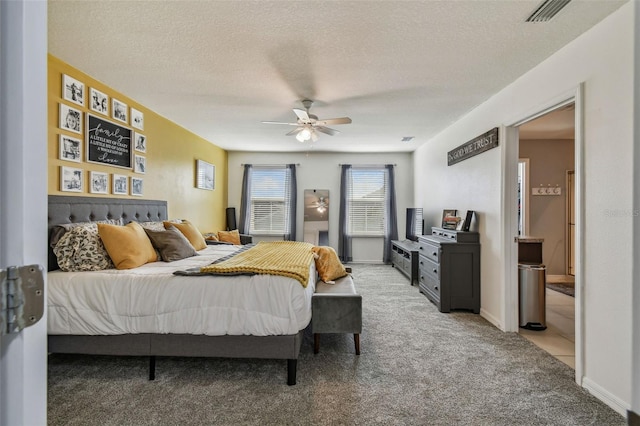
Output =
[{"x1": 48, "y1": 195, "x2": 168, "y2": 271}]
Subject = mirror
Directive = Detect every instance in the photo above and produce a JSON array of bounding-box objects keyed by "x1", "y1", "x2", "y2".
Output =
[{"x1": 303, "y1": 189, "x2": 329, "y2": 246}]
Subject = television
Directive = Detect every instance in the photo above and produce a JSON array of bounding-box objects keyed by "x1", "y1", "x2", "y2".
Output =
[{"x1": 406, "y1": 208, "x2": 424, "y2": 242}]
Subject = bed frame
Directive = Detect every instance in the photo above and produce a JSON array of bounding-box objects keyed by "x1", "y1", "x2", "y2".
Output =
[{"x1": 47, "y1": 195, "x2": 303, "y2": 385}]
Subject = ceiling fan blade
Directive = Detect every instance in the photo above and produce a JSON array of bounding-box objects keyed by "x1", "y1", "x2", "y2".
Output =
[
  {"x1": 315, "y1": 126, "x2": 339, "y2": 136},
  {"x1": 293, "y1": 108, "x2": 310, "y2": 121},
  {"x1": 286, "y1": 127, "x2": 304, "y2": 136},
  {"x1": 262, "y1": 121, "x2": 298, "y2": 126},
  {"x1": 315, "y1": 117, "x2": 352, "y2": 126}
]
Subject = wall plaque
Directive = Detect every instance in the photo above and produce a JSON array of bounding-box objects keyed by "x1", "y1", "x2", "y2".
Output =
[
  {"x1": 447, "y1": 127, "x2": 499, "y2": 166},
  {"x1": 86, "y1": 114, "x2": 132, "y2": 169}
]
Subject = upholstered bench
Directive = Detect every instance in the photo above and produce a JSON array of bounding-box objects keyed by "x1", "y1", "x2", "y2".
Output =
[{"x1": 312, "y1": 272, "x2": 362, "y2": 355}]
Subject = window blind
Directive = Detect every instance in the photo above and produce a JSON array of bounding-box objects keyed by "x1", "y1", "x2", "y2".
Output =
[
  {"x1": 347, "y1": 167, "x2": 387, "y2": 236},
  {"x1": 249, "y1": 166, "x2": 292, "y2": 235}
]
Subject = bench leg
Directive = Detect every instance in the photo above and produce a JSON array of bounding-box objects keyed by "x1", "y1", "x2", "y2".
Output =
[
  {"x1": 354, "y1": 334, "x2": 360, "y2": 355},
  {"x1": 314, "y1": 333, "x2": 320, "y2": 354},
  {"x1": 287, "y1": 359, "x2": 297, "y2": 386}
]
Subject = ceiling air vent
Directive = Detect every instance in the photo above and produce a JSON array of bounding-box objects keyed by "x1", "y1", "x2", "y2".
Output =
[
  {"x1": 526, "y1": 0, "x2": 571, "y2": 22},
  {"x1": 401, "y1": 136, "x2": 414, "y2": 142}
]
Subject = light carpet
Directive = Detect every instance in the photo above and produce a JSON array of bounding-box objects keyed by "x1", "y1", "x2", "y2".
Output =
[{"x1": 48, "y1": 264, "x2": 623, "y2": 425}]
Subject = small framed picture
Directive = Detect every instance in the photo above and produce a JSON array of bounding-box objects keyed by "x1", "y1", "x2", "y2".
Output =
[
  {"x1": 462, "y1": 210, "x2": 475, "y2": 232},
  {"x1": 58, "y1": 135, "x2": 82, "y2": 163},
  {"x1": 131, "y1": 177, "x2": 143, "y2": 196},
  {"x1": 62, "y1": 74, "x2": 84, "y2": 107},
  {"x1": 59, "y1": 103, "x2": 82, "y2": 134},
  {"x1": 196, "y1": 159, "x2": 215, "y2": 190},
  {"x1": 60, "y1": 166, "x2": 83, "y2": 193},
  {"x1": 134, "y1": 132, "x2": 147, "y2": 153},
  {"x1": 441, "y1": 209, "x2": 457, "y2": 227},
  {"x1": 112, "y1": 174, "x2": 128, "y2": 195},
  {"x1": 134, "y1": 155, "x2": 146, "y2": 174},
  {"x1": 89, "y1": 171, "x2": 109, "y2": 194},
  {"x1": 89, "y1": 87, "x2": 109, "y2": 116},
  {"x1": 131, "y1": 108, "x2": 144, "y2": 130},
  {"x1": 112, "y1": 98, "x2": 128, "y2": 123}
]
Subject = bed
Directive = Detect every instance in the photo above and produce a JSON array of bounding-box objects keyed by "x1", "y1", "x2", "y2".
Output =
[{"x1": 47, "y1": 195, "x2": 315, "y2": 385}]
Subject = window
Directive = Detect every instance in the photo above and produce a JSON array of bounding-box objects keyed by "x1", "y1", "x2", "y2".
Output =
[
  {"x1": 249, "y1": 166, "x2": 293, "y2": 235},
  {"x1": 346, "y1": 167, "x2": 387, "y2": 236}
]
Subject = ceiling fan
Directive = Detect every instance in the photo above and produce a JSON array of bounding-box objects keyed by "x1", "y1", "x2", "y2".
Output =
[
  {"x1": 307, "y1": 196, "x2": 329, "y2": 213},
  {"x1": 262, "y1": 99, "x2": 352, "y2": 142}
]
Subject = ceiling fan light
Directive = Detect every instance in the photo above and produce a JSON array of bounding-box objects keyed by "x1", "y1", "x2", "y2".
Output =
[{"x1": 296, "y1": 127, "x2": 312, "y2": 142}]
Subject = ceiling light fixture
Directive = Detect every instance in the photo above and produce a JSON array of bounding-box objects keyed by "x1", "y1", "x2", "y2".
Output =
[{"x1": 296, "y1": 126, "x2": 313, "y2": 142}]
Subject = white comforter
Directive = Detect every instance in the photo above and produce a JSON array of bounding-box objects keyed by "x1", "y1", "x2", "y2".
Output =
[{"x1": 48, "y1": 245, "x2": 316, "y2": 336}]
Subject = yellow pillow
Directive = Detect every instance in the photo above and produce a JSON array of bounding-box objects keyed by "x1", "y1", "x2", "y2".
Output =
[
  {"x1": 165, "y1": 220, "x2": 207, "y2": 250},
  {"x1": 217, "y1": 229, "x2": 241, "y2": 245},
  {"x1": 312, "y1": 246, "x2": 348, "y2": 283},
  {"x1": 97, "y1": 222, "x2": 158, "y2": 270}
]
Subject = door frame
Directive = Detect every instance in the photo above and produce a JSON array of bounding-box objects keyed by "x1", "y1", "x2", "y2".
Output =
[
  {"x1": 502, "y1": 84, "x2": 584, "y2": 385},
  {"x1": 0, "y1": 1, "x2": 48, "y2": 424}
]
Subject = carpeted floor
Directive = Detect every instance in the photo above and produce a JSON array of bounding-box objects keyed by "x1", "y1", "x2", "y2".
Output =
[{"x1": 48, "y1": 264, "x2": 623, "y2": 425}]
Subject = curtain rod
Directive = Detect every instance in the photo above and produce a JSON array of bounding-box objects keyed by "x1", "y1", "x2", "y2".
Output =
[
  {"x1": 338, "y1": 164, "x2": 397, "y2": 166},
  {"x1": 240, "y1": 163, "x2": 300, "y2": 167}
]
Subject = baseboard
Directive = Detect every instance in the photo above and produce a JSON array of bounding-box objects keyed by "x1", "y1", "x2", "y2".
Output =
[
  {"x1": 582, "y1": 377, "x2": 629, "y2": 417},
  {"x1": 628, "y1": 410, "x2": 640, "y2": 425},
  {"x1": 480, "y1": 308, "x2": 504, "y2": 331}
]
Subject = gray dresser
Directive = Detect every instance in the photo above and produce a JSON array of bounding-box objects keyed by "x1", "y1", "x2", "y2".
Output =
[{"x1": 418, "y1": 227, "x2": 480, "y2": 313}]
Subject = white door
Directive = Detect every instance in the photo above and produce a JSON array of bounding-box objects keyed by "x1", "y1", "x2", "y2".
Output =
[{"x1": 0, "y1": 1, "x2": 48, "y2": 424}]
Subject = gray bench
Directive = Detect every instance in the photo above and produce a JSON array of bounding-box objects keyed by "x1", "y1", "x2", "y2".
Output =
[{"x1": 312, "y1": 271, "x2": 362, "y2": 355}]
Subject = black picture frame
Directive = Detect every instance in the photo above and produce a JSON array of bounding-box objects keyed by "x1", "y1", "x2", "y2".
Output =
[
  {"x1": 462, "y1": 210, "x2": 475, "y2": 232},
  {"x1": 86, "y1": 114, "x2": 132, "y2": 169}
]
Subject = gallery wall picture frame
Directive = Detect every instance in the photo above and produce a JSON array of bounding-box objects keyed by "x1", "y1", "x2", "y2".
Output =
[
  {"x1": 60, "y1": 166, "x2": 83, "y2": 193},
  {"x1": 62, "y1": 74, "x2": 85, "y2": 107},
  {"x1": 86, "y1": 114, "x2": 133, "y2": 169},
  {"x1": 58, "y1": 135, "x2": 82, "y2": 163},
  {"x1": 462, "y1": 210, "x2": 475, "y2": 232},
  {"x1": 112, "y1": 174, "x2": 128, "y2": 195},
  {"x1": 196, "y1": 159, "x2": 215, "y2": 190},
  {"x1": 134, "y1": 155, "x2": 146, "y2": 174},
  {"x1": 131, "y1": 177, "x2": 143, "y2": 196},
  {"x1": 59, "y1": 103, "x2": 82, "y2": 134},
  {"x1": 89, "y1": 171, "x2": 109, "y2": 194},
  {"x1": 89, "y1": 87, "x2": 109, "y2": 116},
  {"x1": 112, "y1": 98, "x2": 128, "y2": 124},
  {"x1": 134, "y1": 132, "x2": 147, "y2": 153},
  {"x1": 131, "y1": 108, "x2": 144, "y2": 130}
]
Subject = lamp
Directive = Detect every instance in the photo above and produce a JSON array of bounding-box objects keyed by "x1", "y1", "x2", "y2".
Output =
[{"x1": 296, "y1": 126, "x2": 312, "y2": 142}]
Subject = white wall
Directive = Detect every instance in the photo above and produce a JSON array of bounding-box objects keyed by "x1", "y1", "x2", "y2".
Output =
[
  {"x1": 414, "y1": 2, "x2": 634, "y2": 414},
  {"x1": 228, "y1": 151, "x2": 413, "y2": 262}
]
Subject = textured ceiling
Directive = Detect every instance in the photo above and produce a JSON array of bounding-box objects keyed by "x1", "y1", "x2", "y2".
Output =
[{"x1": 48, "y1": 0, "x2": 625, "y2": 153}]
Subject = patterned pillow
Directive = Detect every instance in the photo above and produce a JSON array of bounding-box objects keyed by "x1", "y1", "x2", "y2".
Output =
[
  {"x1": 139, "y1": 219, "x2": 181, "y2": 232},
  {"x1": 53, "y1": 224, "x2": 114, "y2": 272},
  {"x1": 50, "y1": 218, "x2": 123, "y2": 249},
  {"x1": 311, "y1": 246, "x2": 348, "y2": 283}
]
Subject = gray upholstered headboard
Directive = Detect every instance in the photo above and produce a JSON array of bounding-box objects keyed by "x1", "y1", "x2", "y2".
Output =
[{"x1": 48, "y1": 195, "x2": 168, "y2": 271}]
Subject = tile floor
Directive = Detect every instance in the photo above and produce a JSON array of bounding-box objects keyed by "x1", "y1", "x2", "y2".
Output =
[{"x1": 519, "y1": 279, "x2": 575, "y2": 368}]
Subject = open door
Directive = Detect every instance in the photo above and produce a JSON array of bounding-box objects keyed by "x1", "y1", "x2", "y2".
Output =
[{"x1": 0, "y1": 1, "x2": 48, "y2": 424}]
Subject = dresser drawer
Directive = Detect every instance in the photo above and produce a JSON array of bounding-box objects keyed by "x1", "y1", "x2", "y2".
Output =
[
  {"x1": 419, "y1": 240, "x2": 440, "y2": 263},
  {"x1": 419, "y1": 256, "x2": 440, "y2": 281},
  {"x1": 419, "y1": 273, "x2": 440, "y2": 298}
]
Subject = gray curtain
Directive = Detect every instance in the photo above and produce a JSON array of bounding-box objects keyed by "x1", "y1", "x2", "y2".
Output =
[
  {"x1": 285, "y1": 164, "x2": 297, "y2": 241},
  {"x1": 338, "y1": 164, "x2": 352, "y2": 262},
  {"x1": 383, "y1": 164, "x2": 398, "y2": 263},
  {"x1": 238, "y1": 164, "x2": 252, "y2": 234}
]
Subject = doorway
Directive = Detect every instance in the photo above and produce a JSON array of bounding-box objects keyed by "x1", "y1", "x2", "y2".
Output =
[{"x1": 517, "y1": 103, "x2": 576, "y2": 369}]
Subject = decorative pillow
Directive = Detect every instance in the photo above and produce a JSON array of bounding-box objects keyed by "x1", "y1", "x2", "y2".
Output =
[
  {"x1": 53, "y1": 224, "x2": 115, "y2": 272},
  {"x1": 50, "y1": 218, "x2": 123, "y2": 249},
  {"x1": 165, "y1": 220, "x2": 207, "y2": 250},
  {"x1": 203, "y1": 232, "x2": 219, "y2": 241},
  {"x1": 139, "y1": 219, "x2": 182, "y2": 232},
  {"x1": 217, "y1": 229, "x2": 241, "y2": 245},
  {"x1": 312, "y1": 246, "x2": 348, "y2": 283},
  {"x1": 98, "y1": 222, "x2": 158, "y2": 269},
  {"x1": 144, "y1": 226, "x2": 198, "y2": 262}
]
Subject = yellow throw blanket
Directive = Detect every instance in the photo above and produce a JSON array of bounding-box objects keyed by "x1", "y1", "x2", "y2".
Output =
[{"x1": 200, "y1": 241, "x2": 315, "y2": 287}]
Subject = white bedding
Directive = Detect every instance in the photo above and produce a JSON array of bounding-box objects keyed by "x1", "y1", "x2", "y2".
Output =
[{"x1": 48, "y1": 245, "x2": 316, "y2": 337}]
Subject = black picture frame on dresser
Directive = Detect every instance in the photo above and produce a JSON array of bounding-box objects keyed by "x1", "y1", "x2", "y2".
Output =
[{"x1": 418, "y1": 227, "x2": 480, "y2": 313}]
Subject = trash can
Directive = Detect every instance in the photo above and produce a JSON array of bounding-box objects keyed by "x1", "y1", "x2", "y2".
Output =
[{"x1": 518, "y1": 262, "x2": 547, "y2": 330}]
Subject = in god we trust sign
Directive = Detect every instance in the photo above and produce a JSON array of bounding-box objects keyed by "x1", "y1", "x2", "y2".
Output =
[{"x1": 447, "y1": 127, "x2": 499, "y2": 166}]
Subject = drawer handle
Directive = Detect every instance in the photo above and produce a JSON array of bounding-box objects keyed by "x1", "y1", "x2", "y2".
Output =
[
  {"x1": 432, "y1": 252, "x2": 437, "y2": 256},
  {"x1": 433, "y1": 269, "x2": 437, "y2": 274},
  {"x1": 434, "y1": 286, "x2": 439, "y2": 291}
]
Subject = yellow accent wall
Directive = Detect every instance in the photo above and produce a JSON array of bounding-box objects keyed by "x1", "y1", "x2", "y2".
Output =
[{"x1": 48, "y1": 55, "x2": 227, "y2": 232}]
